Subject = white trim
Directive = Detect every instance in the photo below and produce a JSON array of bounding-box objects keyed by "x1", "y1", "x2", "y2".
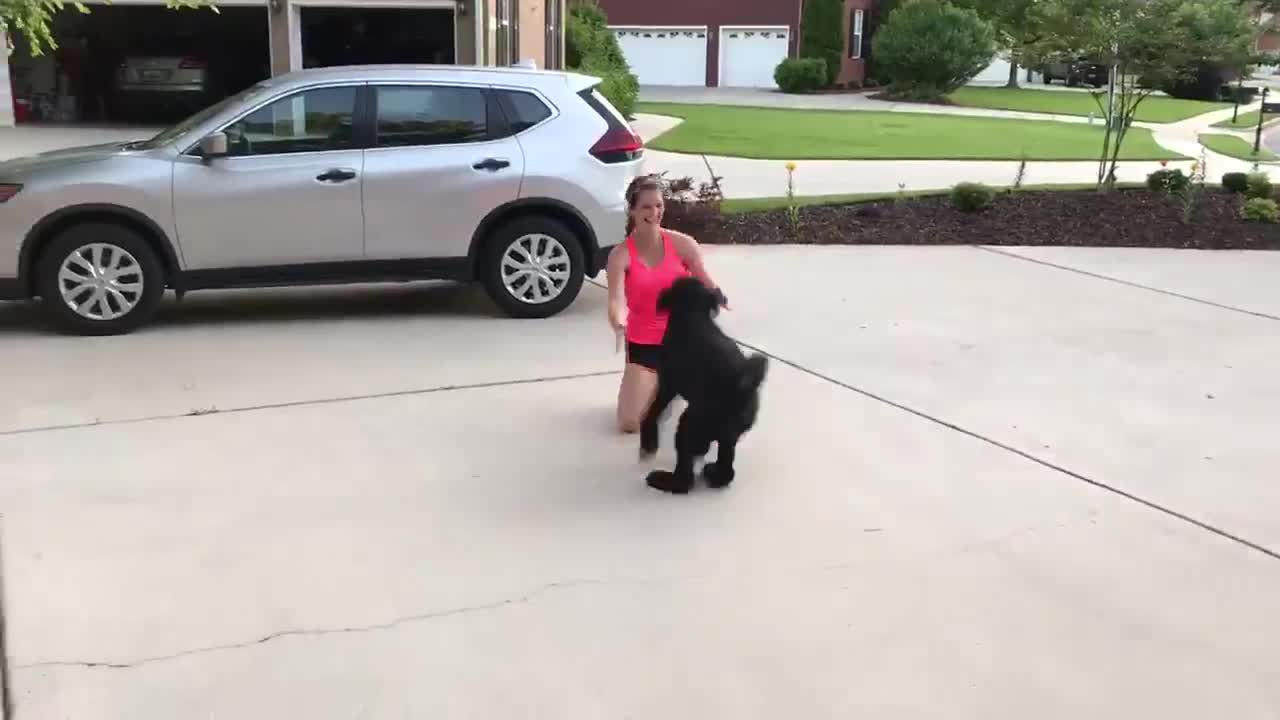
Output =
[
  {"x1": 717, "y1": 25, "x2": 791, "y2": 89},
  {"x1": 608, "y1": 25, "x2": 708, "y2": 30},
  {"x1": 848, "y1": 8, "x2": 864, "y2": 61}
]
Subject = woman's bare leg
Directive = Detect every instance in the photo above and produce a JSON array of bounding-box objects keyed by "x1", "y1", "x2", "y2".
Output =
[{"x1": 617, "y1": 363, "x2": 659, "y2": 433}]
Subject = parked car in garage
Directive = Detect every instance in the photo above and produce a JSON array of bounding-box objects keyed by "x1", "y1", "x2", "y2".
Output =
[
  {"x1": 111, "y1": 35, "x2": 217, "y2": 121},
  {"x1": 0, "y1": 64, "x2": 646, "y2": 335},
  {"x1": 1040, "y1": 57, "x2": 1109, "y2": 88}
]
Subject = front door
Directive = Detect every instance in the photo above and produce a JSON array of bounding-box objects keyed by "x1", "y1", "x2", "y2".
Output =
[
  {"x1": 360, "y1": 83, "x2": 524, "y2": 261},
  {"x1": 172, "y1": 84, "x2": 366, "y2": 270}
]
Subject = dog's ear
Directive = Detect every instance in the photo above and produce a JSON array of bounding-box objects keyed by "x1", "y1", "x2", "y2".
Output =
[{"x1": 738, "y1": 353, "x2": 769, "y2": 391}]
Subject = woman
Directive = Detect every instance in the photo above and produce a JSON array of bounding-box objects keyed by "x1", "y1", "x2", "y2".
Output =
[{"x1": 606, "y1": 175, "x2": 726, "y2": 434}]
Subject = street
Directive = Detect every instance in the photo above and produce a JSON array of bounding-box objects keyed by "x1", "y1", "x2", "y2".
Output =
[{"x1": 2, "y1": 245, "x2": 1279, "y2": 718}]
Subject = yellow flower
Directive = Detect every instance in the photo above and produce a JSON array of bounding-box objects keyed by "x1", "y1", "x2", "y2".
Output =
[{"x1": 785, "y1": 161, "x2": 797, "y2": 172}]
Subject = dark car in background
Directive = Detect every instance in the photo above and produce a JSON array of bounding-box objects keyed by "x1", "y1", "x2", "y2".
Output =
[{"x1": 1040, "y1": 57, "x2": 1109, "y2": 88}]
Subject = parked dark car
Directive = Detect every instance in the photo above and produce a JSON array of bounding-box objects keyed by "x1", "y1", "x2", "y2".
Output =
[{"x1": 1040, "y1": 57, "x2": 1109, "y2": 88}]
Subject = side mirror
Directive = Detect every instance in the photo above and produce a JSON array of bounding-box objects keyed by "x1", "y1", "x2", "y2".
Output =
[{"x1": 199, "y1": 132, "x2": 228, "y2": 160}]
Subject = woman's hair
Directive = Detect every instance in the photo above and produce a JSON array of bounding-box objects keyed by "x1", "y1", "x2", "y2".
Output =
[{"x1": 625, "y1": 175, "x2": 664, "y2": 235}]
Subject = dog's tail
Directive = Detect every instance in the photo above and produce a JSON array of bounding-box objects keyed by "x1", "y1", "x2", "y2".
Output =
[{"x1": 739, "y1": 352, "x2": 770, "y2": 391}]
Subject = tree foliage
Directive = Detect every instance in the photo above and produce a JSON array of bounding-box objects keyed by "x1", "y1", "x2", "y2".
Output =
[
  {"x1": 1028, "y1": 0, "x2": 1256, "y2": 189},
  {"x1": 565, "y1": 1, "x2": 638, "y2": 117},
  {"x1": 800, "y1": 0, "x2": 844, "y2": 86},
  {"x1": 1, "y1": 0, "x2": 214, "y2": 57},
  {"x1": 870, "y1": 0, "x2": 997, "y2": 101},
  {"x1": 950, "y1": 0, "x2": 1045, "y2": 87}
]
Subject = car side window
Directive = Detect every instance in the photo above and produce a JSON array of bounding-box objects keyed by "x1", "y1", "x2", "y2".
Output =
[
  {"x1": 374, "y1": 85, "x2": 489, "y2": 148},
  {"x1": 496, "y1": 90, "x2": 552, "y2": 133},
  {"x1": 222, "y1": 86, "x2": 358, "y2": 157}
]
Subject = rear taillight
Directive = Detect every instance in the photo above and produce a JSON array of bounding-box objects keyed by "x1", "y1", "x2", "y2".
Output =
[
  {"x1": 589, "y1": 127, "x2": 644, "y2": 164},
  {"x1": 0, "y1": 184, "x2": 23, "y2": 203},
  {"x1": 179, "y1": 57, "x2": 207, "y2": 69}
]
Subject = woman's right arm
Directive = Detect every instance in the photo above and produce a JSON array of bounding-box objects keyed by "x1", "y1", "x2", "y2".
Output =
[{"x1": 605, "y1": 244, "x2": 628, "y2": 331}]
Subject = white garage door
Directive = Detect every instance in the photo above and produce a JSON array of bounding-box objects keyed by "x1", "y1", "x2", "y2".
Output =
[
  {"x1": 611, "y1": 27, "x2": 707, "y2": 87},
  {"x1": 720, "y1": 26, "x2": 790, "y2": 89}
]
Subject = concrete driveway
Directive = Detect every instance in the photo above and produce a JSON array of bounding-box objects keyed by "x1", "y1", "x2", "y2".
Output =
[{"x1": 2, "y1": 246, "x2": 1278, "y2": 719}]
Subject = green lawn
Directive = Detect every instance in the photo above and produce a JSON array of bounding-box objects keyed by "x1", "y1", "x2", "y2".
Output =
[
  {"x1": 722, "y1": 182, "x2": 1146, "y2": 214},
  {"x1": 1197, "y1": 133, "x2": 1279, "y2": 162},
  {"x1": 946, "y1": 87, "x2": 1230, "y2": 123},
  {"x1": 1211, "y1": 110, "x2": 1280, "y2": 129},
  {"x1": 637, "y1": 102, "x2": 1184, "y2": 162}
]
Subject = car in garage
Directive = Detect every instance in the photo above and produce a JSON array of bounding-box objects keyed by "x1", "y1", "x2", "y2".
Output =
[{"x1": 0, "y1": 64, "x2": 646, "y2": 335}]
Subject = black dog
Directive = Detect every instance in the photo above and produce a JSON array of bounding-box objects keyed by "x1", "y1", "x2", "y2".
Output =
[{"x1": 639, "y1": 277, "x2": 769, "y2": 494}]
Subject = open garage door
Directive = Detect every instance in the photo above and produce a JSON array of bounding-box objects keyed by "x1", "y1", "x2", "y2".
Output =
[
  {"x1": 300, "y1": 6, "x2": 456, "y2": 68},
  {"x1": 6, "y1": 3, "x2": 269, "y2": 125}
]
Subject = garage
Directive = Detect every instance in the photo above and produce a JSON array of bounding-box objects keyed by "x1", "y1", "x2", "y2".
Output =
[
  {"x1": 6, "y1": 3, "x2": 269, "y2": 124},
  {"x1": 719, "y1": 26, "x2": 789, "y2": 89},
  {"x1": 300, "y1": 5, "x2": 457, "y2": 68},
  {"x1": 611, "y1": 26, "x2": 707, "y2": 86}
]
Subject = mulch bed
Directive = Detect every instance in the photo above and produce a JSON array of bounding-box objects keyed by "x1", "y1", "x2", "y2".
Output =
[{"x1": 665, "y1": 189, "x2": 1280, "y2": 250}]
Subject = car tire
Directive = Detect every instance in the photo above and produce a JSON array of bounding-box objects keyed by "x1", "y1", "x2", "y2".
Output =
[
  {"x1": 481, "y1": 215, "x2": 586, "y2": 319},
  {"x1": 34, "y1": 222, "x2": 167, "y2": 336}
]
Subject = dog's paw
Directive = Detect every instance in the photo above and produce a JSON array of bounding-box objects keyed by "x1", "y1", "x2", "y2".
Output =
[
  {"x1": 703, "y1": 462, "x2": 736, "y2": 489},
  {"x1": 646, "y1": 470, "x2": 694, "y2": 495}
]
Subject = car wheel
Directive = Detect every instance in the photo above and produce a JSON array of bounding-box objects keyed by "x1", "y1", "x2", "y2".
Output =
[
  {"x1": 35, "y1": 222, "x2": 166, "y2": 336},
  {"x1": 481, "y1": 215, "x2": 586, "y2": 319}
]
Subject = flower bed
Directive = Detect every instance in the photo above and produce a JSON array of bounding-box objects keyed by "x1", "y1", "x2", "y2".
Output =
[{"x1": 658, "y1": 173, "x2": 1280, "y2": 251}]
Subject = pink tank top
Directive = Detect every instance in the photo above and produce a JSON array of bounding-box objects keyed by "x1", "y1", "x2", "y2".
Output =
[{"x1": 625, "y1": 232, "x2": 691, "y2": 345}]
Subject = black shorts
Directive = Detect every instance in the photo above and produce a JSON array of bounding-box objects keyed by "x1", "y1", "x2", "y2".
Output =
[{"x1": 626, "y1": 342, "x2": 662, "y2": 371}]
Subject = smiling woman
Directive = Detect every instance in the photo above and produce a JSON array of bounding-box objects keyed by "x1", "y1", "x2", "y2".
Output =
[{"x1": 636, "y1": 102, "x2": 1186, "y2": 162}]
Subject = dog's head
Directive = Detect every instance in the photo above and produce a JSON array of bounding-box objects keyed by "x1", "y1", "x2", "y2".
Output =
[{"x1": 657, "y1": 276, "x2": 727, "y2": 318}]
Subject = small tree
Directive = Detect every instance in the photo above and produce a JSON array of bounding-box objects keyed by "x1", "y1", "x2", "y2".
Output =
[
  {"x1": 566, "y1": 1, "x2": 638, "y2": 118},
  {"x1": 951, "y1": 0, "x2": 1046, "y2": 88},
  {"x1": 800, "y1": 0, "x2": 844, "y2": 86},
  {"x1": 2, "y1": 0, "x2": 214, "y2": 57},
  {"x1": 1030, "y1": 0, "x2": 1255, "y2": 190},
  {"x1": 871, "y1": 0, "x2": 998, "y2": 101}
]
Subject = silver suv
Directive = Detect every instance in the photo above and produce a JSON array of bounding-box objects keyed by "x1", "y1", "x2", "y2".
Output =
[{"x1": 0, "y1": 64, "x2": 645, "y2": 335}]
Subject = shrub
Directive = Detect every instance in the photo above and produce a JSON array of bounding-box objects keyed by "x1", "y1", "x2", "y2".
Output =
[
  {"x1": 1222, "y1": 172, "x2": 1249, "y2": 194},
  {"x1": 1246, "y1": 172, "x2": 1273, "y2": 200},
  {"x1": 1241, "y1": 197, "x2": 1279, "y2": 223},
  {"x1": 1146, "y1": 168, "x2": 1190, "y2": 194},
  {"x1": 951, "y1": 182, "x2": 995, "y2": 212},
  {"x1": 800, "y1": 0, "x2": 844, "y2": 85},
  {"x1": 566, "y1": 3, "x2": 636, "y2": 117},
  {"x1": 870, "y1": 0, "x2": 997, "y2": 101},
  {"x1": 775, "y1": 57, "x2": 829, "y2": 94}
]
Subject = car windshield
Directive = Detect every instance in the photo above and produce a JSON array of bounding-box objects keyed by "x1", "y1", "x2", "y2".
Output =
[{"x1": 126, "y1": 81, "x2": 272, "y2": 150}]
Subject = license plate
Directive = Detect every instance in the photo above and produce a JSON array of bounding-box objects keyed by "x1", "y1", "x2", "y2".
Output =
[{"x1": 140, "y1": 69, "x2": 169, "y2": 81}]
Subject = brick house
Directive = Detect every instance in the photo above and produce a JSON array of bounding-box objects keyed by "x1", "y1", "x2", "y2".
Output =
[{"x1": 595, "y1": 0, "x2": 877, "y2": 88}]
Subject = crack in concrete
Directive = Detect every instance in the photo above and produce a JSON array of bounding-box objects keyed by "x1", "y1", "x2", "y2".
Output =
[
  {"x1": 0, "y1": 370, "x2": 622, "y2": 438},
  {"x1": 975, "y1": 246, "x2": 1280, "y2": 322},
  {"x1": 15, "y1": 578, "x2": 607, "y2": 672},
  {"x1": 582, "y1": 280, "x2": 1280, "y2": 562}
]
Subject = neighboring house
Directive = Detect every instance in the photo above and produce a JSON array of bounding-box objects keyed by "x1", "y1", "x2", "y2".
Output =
[
  {"x1": 1, "y1": 0, "x2": 567, "y2": 127},
  {"x1": 595, "y1": 0, "x2": 877, "y2": 89}
]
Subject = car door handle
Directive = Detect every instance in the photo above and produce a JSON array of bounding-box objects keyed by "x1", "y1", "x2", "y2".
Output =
[
  {"x1": 472, "y1": 157, "x2": 511, "y2": 171},
  {"x1": 316, "y1": 168, "x2": 357, "y2": 182}
]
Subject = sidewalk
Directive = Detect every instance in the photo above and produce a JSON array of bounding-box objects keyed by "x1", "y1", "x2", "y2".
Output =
[{"x1": 635, "y1": 102, "x2": 1278, "y2": 199}]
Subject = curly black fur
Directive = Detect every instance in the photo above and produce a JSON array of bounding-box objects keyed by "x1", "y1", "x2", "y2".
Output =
[{"x1": 639, "y1": 277, "x2": 769, "y2": 494}]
